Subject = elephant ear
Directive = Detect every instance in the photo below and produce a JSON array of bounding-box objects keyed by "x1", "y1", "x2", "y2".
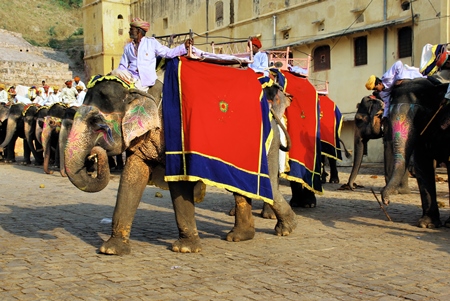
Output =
[{"x1": 122, "y1": 94, "x2": 160, "y2": 148}]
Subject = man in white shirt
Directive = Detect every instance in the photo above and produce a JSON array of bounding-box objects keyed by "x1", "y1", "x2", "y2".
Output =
[
  {"x1": 46, "y1": 86, "x2": 61, "y2": 105},
  {"x1": 73, "y1": 76, "x2": 86, "y2": 91},
  {"x1": 365, "y1": 60, "x2": 426, "y2": 118},
  {"x1": 248, "y1": 37, "x2": 269, "y2": 76},
  {"x1": 75, "y1": 85, "x2": 86, "y2": 106},
  {"x1": 60, "y1": 80, "x2": 78, "y2": 106},
  {"x1": 0, "y1": 84, "x2": 8, "y2": 104},
  {"x1": 112, "y1": 17, "x2": 193, "y2": 92}
]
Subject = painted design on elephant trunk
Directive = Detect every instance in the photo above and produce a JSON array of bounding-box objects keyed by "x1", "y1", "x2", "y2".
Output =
[{"x1": 392, "y1": 113, "x2": 409, "y2": 166}]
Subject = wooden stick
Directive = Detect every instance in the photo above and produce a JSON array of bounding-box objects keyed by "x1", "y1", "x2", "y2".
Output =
[
  {"x1": 420, "y1": 103, "x2": 444, "y2": 135},
  {"x1": 371, "y1": 188, "x2": 393, "y2": 222}
]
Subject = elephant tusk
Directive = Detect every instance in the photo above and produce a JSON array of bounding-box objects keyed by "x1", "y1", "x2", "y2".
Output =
[{"x1": 87, "y1": 153, "x2": 98, "y2": 178}]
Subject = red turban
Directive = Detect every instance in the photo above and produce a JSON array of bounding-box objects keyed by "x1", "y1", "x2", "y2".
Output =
[
  {"x1": 130, "y1": 17, "x2": 150, "y2": 32},
  {"x1": 251, "y1": 37, "x2": 262, "y2": 49}
]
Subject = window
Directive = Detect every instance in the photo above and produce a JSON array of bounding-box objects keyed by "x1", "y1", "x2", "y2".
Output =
[
  {"x1": 354, "y1": 36, "x2": 367, "y2": 66},
  {"x1": 398, "y1": 27, "x2": 412, "y2": 58},
  {"x1": 118, "y1": 15, "x2": 123, "y2": 35},
  {"x1": 215, "y1": 1, "x2": 224, "y2": 23},
  {"x1": 163, "y1": 18, "x2": 168, "y2": 29},
  {"x1": 313, "y1": 45, "x2": 330, "y2": 72}
]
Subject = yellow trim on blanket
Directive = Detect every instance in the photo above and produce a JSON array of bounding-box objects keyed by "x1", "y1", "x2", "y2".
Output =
[
  {"x1": 87, "y1": 75, "x2": 135, "y2": 90},
  {"x1": 164, "y1": 175, "x2": 274, "y2": 204}
]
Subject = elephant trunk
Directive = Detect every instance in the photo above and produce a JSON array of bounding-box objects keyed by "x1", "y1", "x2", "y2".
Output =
[
  {"x1": 24, "y1": 121, "x2": 43, "y2": 165},
  {"x1": 346, "y1": 134, "x2": 366, "y2": 189},
  {"x1": 381, "y1": 115, "x2": 413, "y2": 204},
  {"x1": 0, "y1": 118, "x2": 17, "y2": 150},
  {"x1": 65, "y1": 121, "x2": 111, "y2": 192},
  {"x1": 58, "y1": 120, "x2": 72, "y2": 177},
  {"x1": 42, "y1": 124, "x2": 54, "y2": 174}
]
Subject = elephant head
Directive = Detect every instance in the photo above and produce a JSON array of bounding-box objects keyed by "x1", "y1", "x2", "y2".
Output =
[
  {"x1": 381, "y1": 78, "x2": 447, "y2": 206},
  {"x1": 64, "y1": 79, "x2": 161, "y2": 192},
  {"x1": 0, "y1": 103, "x2": 25, "y2": 150},
  {"x1": 345, "y1": 95, "x2": 384, "y2": 189},
  {"x1": 42, "y1": 103, "x2": 66, "y2": 174}
]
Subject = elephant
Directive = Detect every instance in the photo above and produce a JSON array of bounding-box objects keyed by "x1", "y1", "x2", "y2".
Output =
[
  {"x1": 65, "y1": 69, "x2": 297, "y2": 255},
  {"x1": 23, "y1": 104, "x2": 45, "y2": 165},
  {"x1": 340, "y1": 94, "x2": 410, "y2": 192},
  {"x1": 0, "y1": 102, "x2": 34, "y2": 164},
  {"x1": 381, "y1": 77, "x2": 450, "y2": 228},
  {"x1": 42, "y1": 103, "x2": 67, "y2": 174}
]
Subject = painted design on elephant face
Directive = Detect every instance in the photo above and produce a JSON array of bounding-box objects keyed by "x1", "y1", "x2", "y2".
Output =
[
  {"x1": 122, "y1": 103, "x2": 151, "y2": 143},
  {"x1": 95, "y1": 112, "x2": 121, "y2": 145}
]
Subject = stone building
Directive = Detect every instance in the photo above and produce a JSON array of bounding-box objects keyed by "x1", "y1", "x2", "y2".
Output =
[{"x1": 82, "y1": 0, "x2": 450, "y2": 164}]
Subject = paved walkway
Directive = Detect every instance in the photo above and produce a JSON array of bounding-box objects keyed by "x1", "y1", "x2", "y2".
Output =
[{"x1": 0, "y1": 161, "x2": 449, "y2": 300}]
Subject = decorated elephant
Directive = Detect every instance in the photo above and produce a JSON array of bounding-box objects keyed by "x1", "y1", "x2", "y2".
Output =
[
  {"x1": 381, "y1": 77, "x2": 450, "y2": 228},
  {"x1": 0, "y1": 102, "x2": 34, "y2": 164},
  {"x1": 23, "y1": 104, "x2": 45, "y2": 165},
  {"x1": 65, "y1": 58, "x2": 297, "y2": 255},
  {"x1": 340, "y1": 94, "x2": 410, "y2": 193},
  {"x1": 42, "y1": 103, "x2": 67, "y2": 174}
]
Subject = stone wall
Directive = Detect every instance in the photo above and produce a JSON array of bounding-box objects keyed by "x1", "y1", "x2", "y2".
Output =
[{"x1": 0, "y1": 29, "x2": 74, "y2": 88}]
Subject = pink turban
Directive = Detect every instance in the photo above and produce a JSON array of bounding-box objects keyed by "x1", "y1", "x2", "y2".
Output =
[{"x1": 130, "y1": 17, "x2": 150, "y2": 32}]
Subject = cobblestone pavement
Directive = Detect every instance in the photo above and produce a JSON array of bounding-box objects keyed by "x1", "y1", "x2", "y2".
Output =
[{"x1": 1, "y1": 161, "x2": 450, "y2": 301}]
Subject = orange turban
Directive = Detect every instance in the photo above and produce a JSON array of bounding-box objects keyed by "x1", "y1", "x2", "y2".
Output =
[
  {"x1": 251, "y1": 37, "x2": 262, "y2": 49},
  {"x1": 130, "y1": 17, "x2": 150, "y2": 32}
]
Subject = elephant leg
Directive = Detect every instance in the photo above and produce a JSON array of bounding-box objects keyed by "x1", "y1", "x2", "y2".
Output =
[
  {"x1": 289, "y1": 181, "x2": 316, "y2": 208},
  {"x1": 415, "y1": 152, "x2": 441, "y2": 228},
  {"x1": 5, "y1": 138, "x2": 17, "y2": 163},
  {"x1": 226, "y1": 194, "x2": 255, "y2": 242},
  {"x1": 21, "y1": 139, "x2": 32, "y2": 165},
  {"x1": 99, "y1": 155, "x2": 150, "y2": 255},
  {"x1": 328, "y1": 157, "x2": 339, "y2": 184},
  {"x1": 260, "y1": 202, "x2": 276, "y2": 219},
  {"x1": 170, "y1": 181, "x2": 201, "y2": 253}
]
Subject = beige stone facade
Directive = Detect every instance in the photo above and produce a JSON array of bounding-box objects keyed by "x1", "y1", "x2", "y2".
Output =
[{"x1": 83, "y1": 0, "x2": 450, "y2": 163}]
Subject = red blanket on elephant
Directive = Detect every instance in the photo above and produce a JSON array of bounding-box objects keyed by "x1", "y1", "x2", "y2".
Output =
[
  {"x1": 280, "y1": 72, "x2": 323, "y2": 194},
  {"x1": 319, "y1": 94, "x2": 343, "y2": 160},
  {"x1": 162, "y1": 57, "x2": 274, "y2": 203}
]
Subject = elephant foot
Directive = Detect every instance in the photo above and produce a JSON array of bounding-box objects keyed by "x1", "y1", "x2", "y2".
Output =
[
  {"x1": 226, "y1": 225, "x2": 255, "y2": 242},
  {"x1": 99, "y1": 236, "x2": 131, "y2": 255},
  {"x1": 260, "y1": 202, "x2": 276, "y2": 219},
  {"x1": 34, "y1": 161, "x2": 43, "y2": 166},
  {"x1": 321, "y1": 171, "x2": 328, "y2": 183},
  {"x1": 5, "y1": 159, "x2": 16, "y2": 164},
  {"x1": 290, "y1": 189, "x2": 317, "y2": 208},
  {"x1": 172, "y1": 237, "x2": 202, "y2": 253},
  {"x1": 21, "y1": 161, "x2": 31, "y2": 166},
  {"x1": 329, "y1": 176, "x2": 340, "y2": 184},
  {"x1": 274, "y1": 210, "x2": 298, "y2": 236},
  {"x1": 418, "y1": 216, "x2": 442, "y2": 229},
  {"x1": 338, "y1": 183, "x2": 358, "y2": 190}
]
